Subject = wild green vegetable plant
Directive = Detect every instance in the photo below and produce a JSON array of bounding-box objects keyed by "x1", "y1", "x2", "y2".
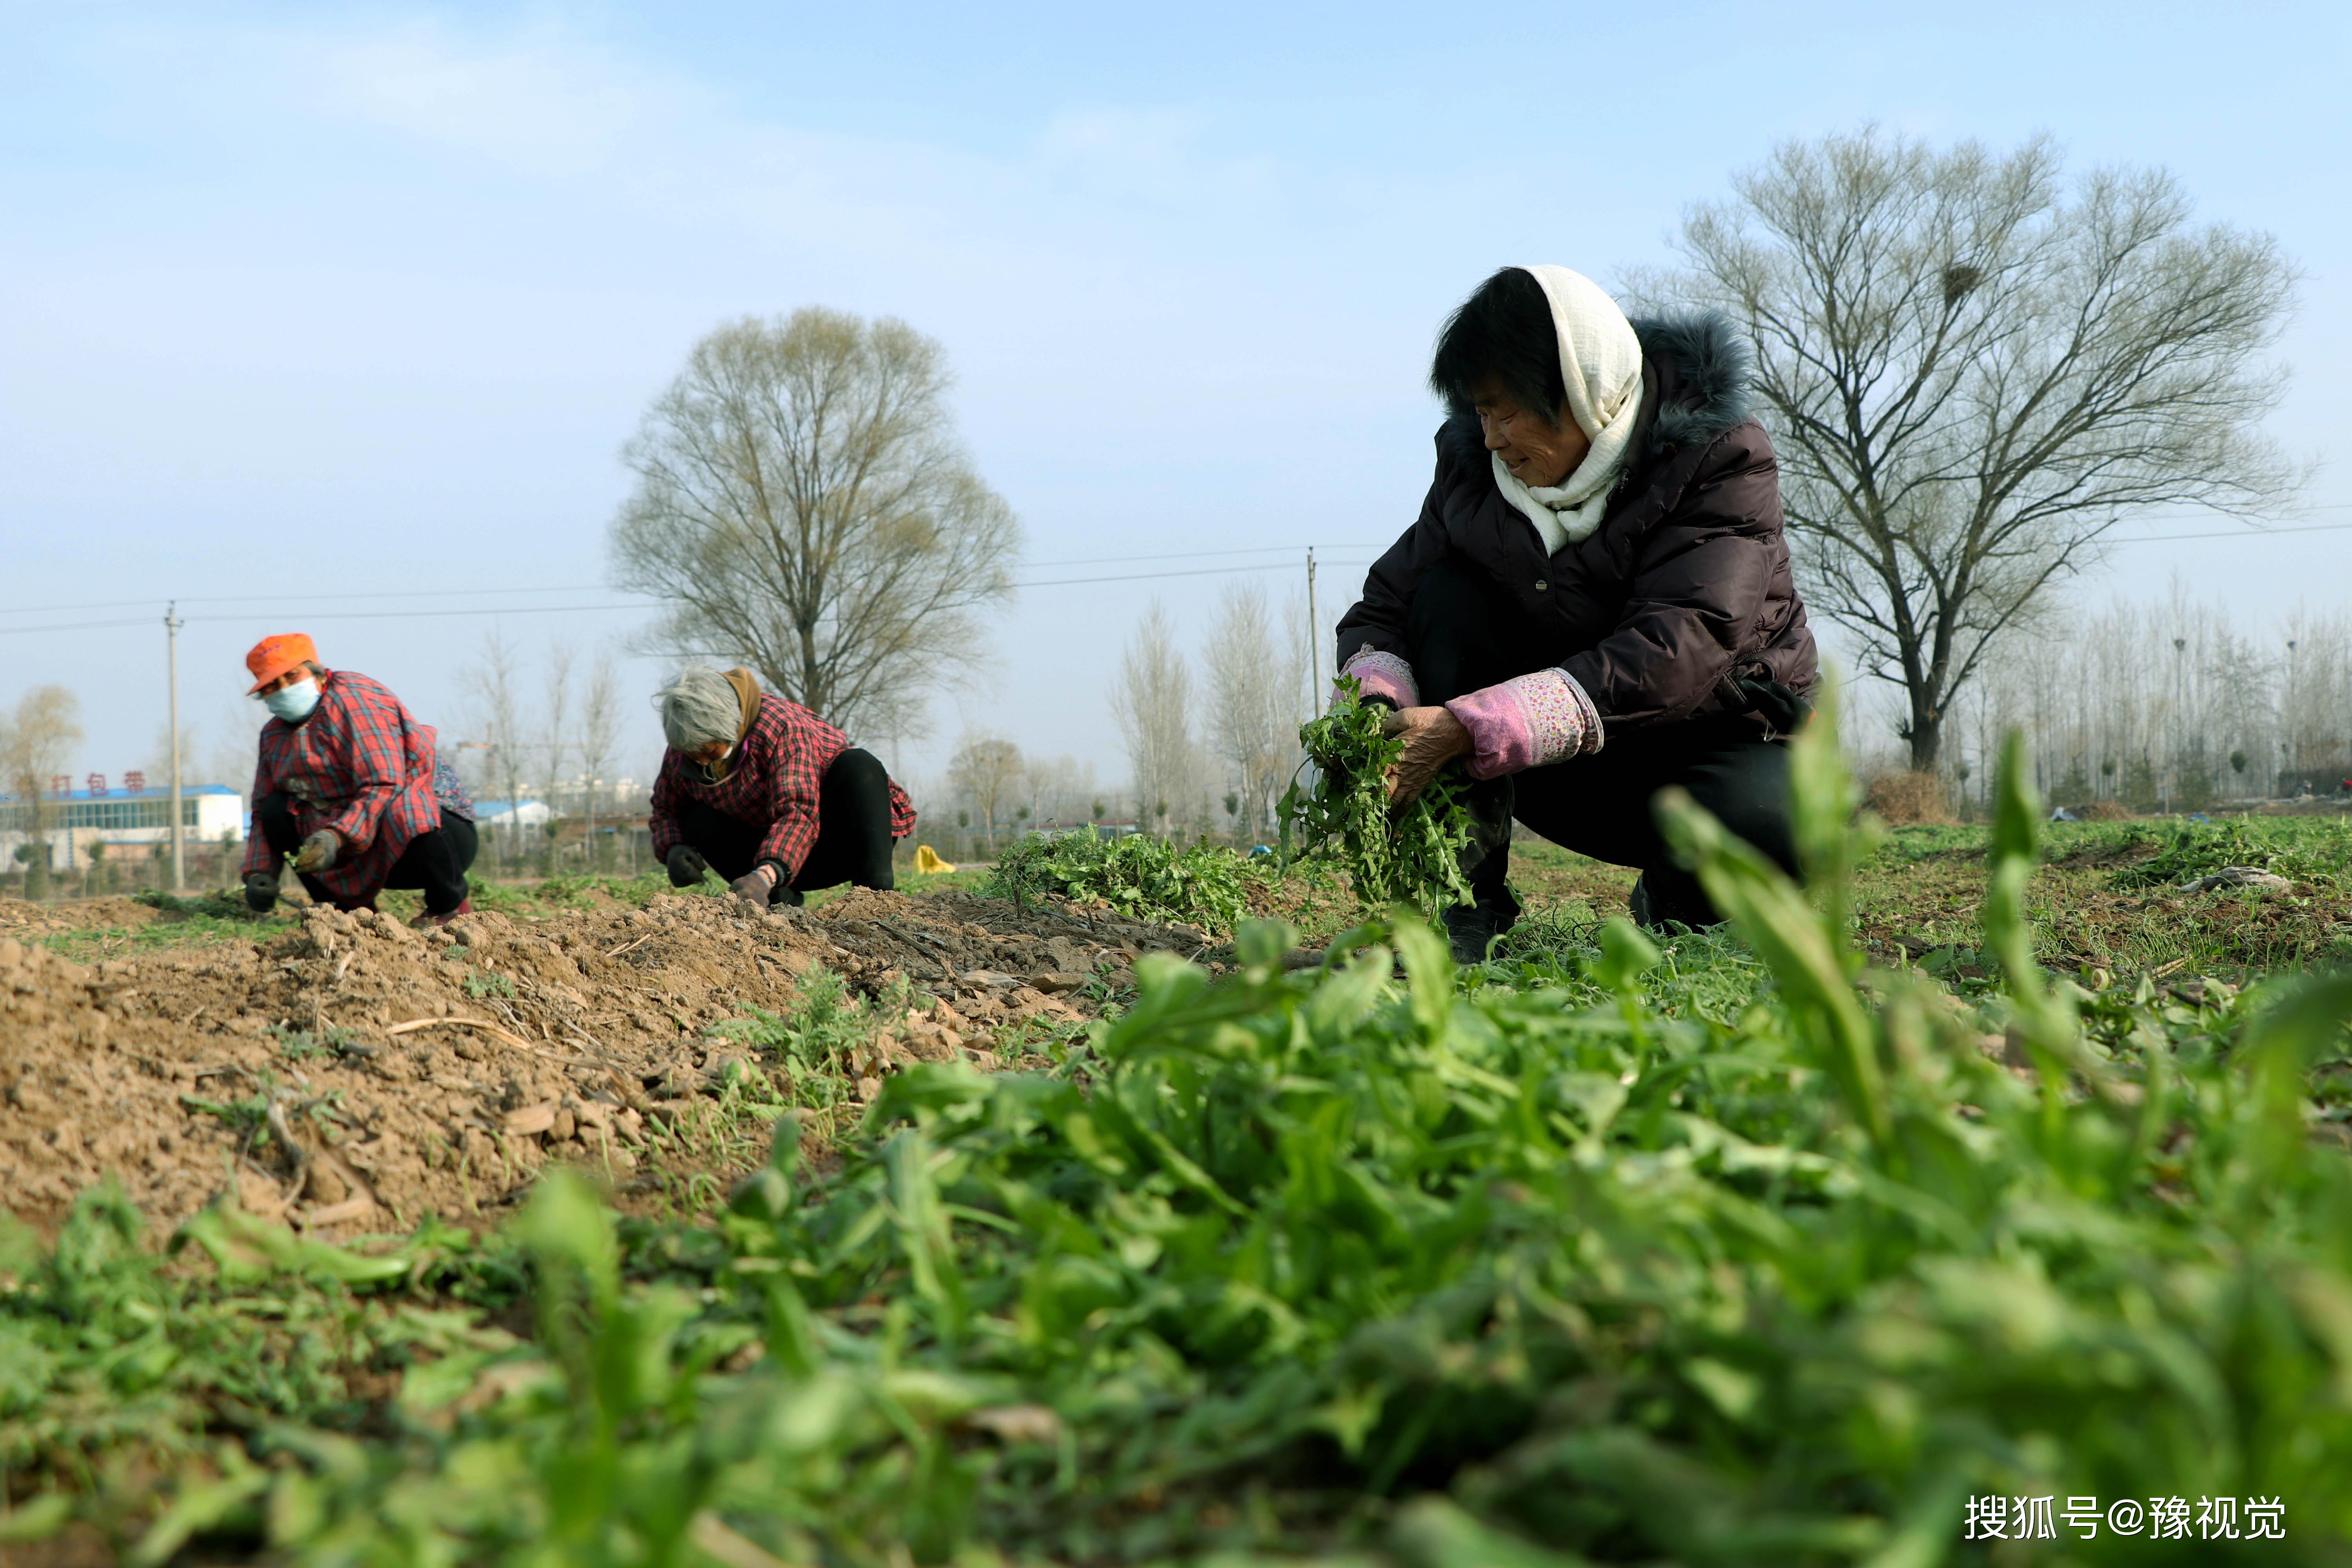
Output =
[
  {"x1": 11, "y1": 697, "x2": 2352, "y2": 1565},
  {"x1": 987, "y1": 825, "x2": 1248, "y2": 931},
  {"x1": 1279, "y1": 677, "x2": 1476, "y2": 921}
]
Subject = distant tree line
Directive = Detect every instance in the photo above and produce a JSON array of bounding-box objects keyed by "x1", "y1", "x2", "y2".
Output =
[{"x1": 1853, "y1": 590, "x2": 2352, "y2": 813}]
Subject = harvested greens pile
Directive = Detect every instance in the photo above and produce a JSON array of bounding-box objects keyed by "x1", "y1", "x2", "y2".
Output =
[
  {"x1": 985, "y1": 825, "x2": 1248, "y2": 932},
  {"x1": 1279, "y1": 678, "x2": 1477, "y2": 919}
]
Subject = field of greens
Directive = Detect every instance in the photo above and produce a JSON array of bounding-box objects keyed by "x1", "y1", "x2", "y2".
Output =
[{"x1": 5, "y1": 716, "x2": 2352, "y2": 1565}]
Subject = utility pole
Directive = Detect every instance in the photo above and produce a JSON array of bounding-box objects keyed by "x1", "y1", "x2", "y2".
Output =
[
  {"x1": 165, "y1": 601, "x2": 186, "y2": 892},
  {"x1": 2171, "y1": 636, "x2": 2187, "y2": 813},
  {"x1": 1305, "y1": 548, "x2": 1321, "y2": 715},
  {"x1": 2286, "y1": 637, "x2": 2299, "y2": 797}
]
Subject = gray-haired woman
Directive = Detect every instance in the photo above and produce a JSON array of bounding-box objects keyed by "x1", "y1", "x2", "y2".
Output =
[{"x1": 648, "y1": 665, "x2": 915, "y2": 908}]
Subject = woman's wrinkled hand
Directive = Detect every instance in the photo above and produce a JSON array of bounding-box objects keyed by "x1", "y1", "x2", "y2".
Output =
[{"x1": 1382, "y1": 706, "x2": 1472, "y2": 805}]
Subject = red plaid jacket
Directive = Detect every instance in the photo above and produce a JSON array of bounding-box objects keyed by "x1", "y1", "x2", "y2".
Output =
[
  {"x1": 241, "y1": 670, "x2": 442, "y2": 904},
  {"x1": 648, "y1": 694, "x2": 915, "y2": 878}
]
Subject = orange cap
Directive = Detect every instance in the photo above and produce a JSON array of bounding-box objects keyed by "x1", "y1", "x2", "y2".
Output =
[{"x1": 245, "y1": 633, "x2": 320, "y2": 694}]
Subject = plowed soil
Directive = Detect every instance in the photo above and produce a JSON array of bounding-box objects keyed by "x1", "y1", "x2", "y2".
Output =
[{"x1": 0, "y1": 888, "x2": 1218, "y2": 1238}]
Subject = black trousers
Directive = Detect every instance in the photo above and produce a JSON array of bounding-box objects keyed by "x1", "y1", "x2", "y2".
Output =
[
  {"x1": 675, "y1": 748, "x2": 898, "y2": 904},
  {"x1": 1405, "y1": 554, "x2": 1800, "y2": 927},
  {"x1": 257, "y1": 791, "x2": 479, "y2": 915}
]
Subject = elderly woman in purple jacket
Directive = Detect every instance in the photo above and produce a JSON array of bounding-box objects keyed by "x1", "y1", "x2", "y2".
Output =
[{"x1": 1335, "y1": 265, "x2": 1817, "y2": 958}]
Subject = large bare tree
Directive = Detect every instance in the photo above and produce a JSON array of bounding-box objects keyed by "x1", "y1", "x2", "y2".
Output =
[
  {"x1": 610, "y1": 309, "x2": 1021, "y2": 740},
  {"x1": 1657, "y1": 129, "x2": 2297, "y2": 768}
]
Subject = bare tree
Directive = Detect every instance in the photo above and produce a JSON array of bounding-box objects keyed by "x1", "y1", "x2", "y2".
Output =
[
  {"x1": 0, "y1": 687, "x2": 84, "y2": 898},
  {"x1": 610, "y1": 308, "x2": 1022, "y2": 738},
  {"x1": 464, "y1": 631, "x2": 531, "y2": 872},
  {"x1": 1111, "y1": 601, "x2": 1200, "y2": 839},
  {"x1": 1008, "y1": 753, "x2": 1096, "y2": 831},
  {"x1": 1657, "y1": 128, "x2": 2298, "y2": 768},
  {"x1": 947, "y1": 733, "x2": 1024, "y2": 852},
  {"x1": 1203, "y1": 582, "x2": 1302, "y2": 841},
  {"x1": 576, "y1": 650, "x2": 622, "y2": 871},
  {"x1": 534, "y1": 641, "x2": 576, "y2": 875}
]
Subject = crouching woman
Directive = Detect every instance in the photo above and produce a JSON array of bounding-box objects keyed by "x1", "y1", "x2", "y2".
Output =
[
  {"x1": 648, "y1": 665, "x2": 915, "y2": 909},
  {"x1": 239, "y1": 633, "x2": 479, "y2": 925},
  {"x1": 1335, "y1": 265, "x2": 1818, "y2": 957}
]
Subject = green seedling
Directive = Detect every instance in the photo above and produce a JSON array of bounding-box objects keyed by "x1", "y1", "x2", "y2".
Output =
[
  {"x1": 271, "y1": 1024, "x2": 360, "y2": 1062},
  {"x1": 465, "y1": 967, "x2": 517, "y2": 1000}
]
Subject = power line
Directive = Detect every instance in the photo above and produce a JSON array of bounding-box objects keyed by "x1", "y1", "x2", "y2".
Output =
[
  {"x1": 0, "y1": 558, "x2": 1390, "y2": 638},
  {"x1": 2108, "y1": 521, "x2": 2352, "y2": 544},
  {"x1": 1015, "y1": 557, "x2": 1374, "y2": 590},
  {"x1": 11, "y1": 501, "x2": 2352, "y2": 621},
  {"x1": 1019, "y1": 543, "x2": 1347, "y2": 570},
  {"x1": 0, "y1": 544, "x2": 1377, "y2": 618},
  {"x1": 14, "y1": 515, "x2": 2337, "y2": 638},
  {"x1": 0, "y1": 583, "x2": 650, "y2": 618},
  {"x1": 0, "y1": 604, "x2": 647, "y2": 636}
]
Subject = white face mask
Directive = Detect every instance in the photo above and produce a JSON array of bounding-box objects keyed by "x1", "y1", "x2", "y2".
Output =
[{"x1": 263, "y1": 679, "x2": 320, "y2": 724}]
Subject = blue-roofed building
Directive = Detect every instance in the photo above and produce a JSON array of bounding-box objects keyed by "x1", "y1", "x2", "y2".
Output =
[
  {"x1": 0, "y1": 782, "x2": 243, "y2": 871},
  {"x1": 472, "y1": 799, "x2": 554, "y2": 830}
]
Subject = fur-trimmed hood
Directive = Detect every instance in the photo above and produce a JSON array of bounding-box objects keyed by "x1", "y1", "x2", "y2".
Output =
[{"x1": 1437, "y1": 309, "x2": 1755, "y2": 471}]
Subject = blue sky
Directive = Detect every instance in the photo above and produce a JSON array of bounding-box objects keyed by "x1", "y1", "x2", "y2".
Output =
[{"x1": 4, "y1": 0, "x2": 2348, "y2": 797}]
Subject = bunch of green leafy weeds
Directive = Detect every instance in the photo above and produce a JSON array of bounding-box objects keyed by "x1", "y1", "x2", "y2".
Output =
[
  {"x1": 986, "y1": 825, "x2": 1247, "y2": 931},
  {"x1": 133, "y1": 888, "x2": 257, "y2": 920},
  {"x1": 15, "y1": 695, "x2": 2352, "y2": 1565},
  {"x1": 1279, "y1": 678, "x2": 1475, "y2": 921},
  {"x1": 0, "y1": 1191, "x2": 530, "y2": 1552},
  {"x1": 2112, "y1": 815, "x2": 2352, "y2": 890},
  {"x1": 706, "y1": 966, "x2": 907, "y2": 1120}
]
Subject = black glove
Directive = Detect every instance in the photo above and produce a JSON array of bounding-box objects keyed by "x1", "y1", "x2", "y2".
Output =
[
  {"x1": 665, "y1": 845, "x2": 711, "y2": 887},
  {"x1": 1731, "y1": 674, "x2": 1813, "y2": 736},
  {"x1": 243, "y1": 871, "x2": 279, "y2": 913}
]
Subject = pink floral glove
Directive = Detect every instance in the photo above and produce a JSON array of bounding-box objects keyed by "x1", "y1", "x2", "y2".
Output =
[{"x1": 1442, "y1": 669, "x2": 1603, "y2": 779}]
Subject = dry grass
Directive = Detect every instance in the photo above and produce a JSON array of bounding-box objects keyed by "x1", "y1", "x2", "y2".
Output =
[{"x1": 1864, "y1": 769, "x2": 1953, "y2": 825}]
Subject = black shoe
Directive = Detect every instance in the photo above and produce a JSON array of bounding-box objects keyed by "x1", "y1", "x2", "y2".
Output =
[{"x1": 1443, "y1": 893, "x2": 1520, "y2": 966}]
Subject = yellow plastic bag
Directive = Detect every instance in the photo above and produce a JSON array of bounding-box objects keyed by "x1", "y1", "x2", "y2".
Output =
[{"x1": 912, "y1": 844, "x2": 956, "y2": 874}]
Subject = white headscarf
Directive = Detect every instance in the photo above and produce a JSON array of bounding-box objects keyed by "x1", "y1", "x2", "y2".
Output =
[{"x1": 1488, "y1": 265, "x2": 1644, "y2": 552}]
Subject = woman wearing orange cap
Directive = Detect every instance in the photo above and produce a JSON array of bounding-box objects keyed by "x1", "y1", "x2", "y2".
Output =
[{"x1": 238, "y1": 634, "x2": 479, "y2": 924}]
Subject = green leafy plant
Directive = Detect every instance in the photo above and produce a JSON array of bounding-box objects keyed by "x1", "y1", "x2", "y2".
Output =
[
  {"x1": 986, "y1": 825, "x2": 1247, "y2": 931},
  {"x1": 708, "y1": 968, "x2": 885, "y2": 1113},
  {"x1": 270, "y1": 1024, "x2": 359, "y2": 1063},
  {"x1": 464, "y1": 967, "x2": 517, "y2": 1000},
  {"x1": 11, "y1": 695, "x2": 2352, "y2": 1564},
  {"x1": 134, "y1": 887, "x2": 258, "y2": 920},
  {"x1": 1279, "y1": 677, "x2": 1475, "y2": 919},
  {"x1": 2112, "y1": 815, "x2": 2352, "y2": 890}
]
